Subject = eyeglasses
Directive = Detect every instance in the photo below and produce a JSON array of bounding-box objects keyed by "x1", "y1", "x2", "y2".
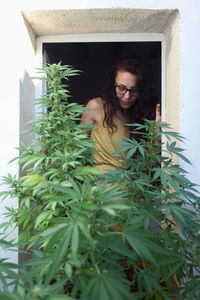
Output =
[{"x1": 115, "y1": 84, "x2": 139, "y2": 96}]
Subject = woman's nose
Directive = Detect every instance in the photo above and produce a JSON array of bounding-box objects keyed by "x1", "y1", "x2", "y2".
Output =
[{"x1": 124, "y1": 90, "x2": 131, "y2": 99}]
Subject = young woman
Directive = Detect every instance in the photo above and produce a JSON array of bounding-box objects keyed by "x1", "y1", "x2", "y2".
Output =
[{"x1": 81, "y1": 57, "x2": 162, "y2": 173}]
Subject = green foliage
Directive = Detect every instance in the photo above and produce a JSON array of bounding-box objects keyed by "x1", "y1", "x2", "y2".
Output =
[{"x1": 0, "y1": 63, "x2": 200, "y2": 299}]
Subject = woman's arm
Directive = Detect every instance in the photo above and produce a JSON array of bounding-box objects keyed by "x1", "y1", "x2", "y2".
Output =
[{"x1": 80, "y1": 98, "x2": 102, "y2": 133}]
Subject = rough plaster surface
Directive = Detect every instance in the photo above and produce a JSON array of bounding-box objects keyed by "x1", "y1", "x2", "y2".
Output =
[
  {"x1": 22, "y1": 9, "x2": 178, "y2": 36},
  {"x1": 165, "y1": 14, "x2": 180, "y2": 129}
]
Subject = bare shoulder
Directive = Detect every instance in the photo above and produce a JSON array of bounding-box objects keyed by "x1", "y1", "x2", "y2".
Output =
[
  {"x1": 81, "y1": 98, "x2": 102, "y2": 126},
  {"x1": 85, "y1": 98, "x2": 101, "y2": 112}
]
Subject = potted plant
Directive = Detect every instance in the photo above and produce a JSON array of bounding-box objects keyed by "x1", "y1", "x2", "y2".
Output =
[{"x1": 0, "y1": 63, "x2": 199, "y2": 299}]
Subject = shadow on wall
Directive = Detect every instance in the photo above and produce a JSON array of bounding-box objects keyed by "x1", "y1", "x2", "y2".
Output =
[
  {"x1": 19, "y1": 71, "x2": 35, "y2": 264},
  {"x1": 20, "y1": 71, "x2": 35, "y2": 148}
]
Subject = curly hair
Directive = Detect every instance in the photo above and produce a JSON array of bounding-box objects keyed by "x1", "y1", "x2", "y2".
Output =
[{"x1": 99, "y1": 57, "x2": 158, "y2": 133}]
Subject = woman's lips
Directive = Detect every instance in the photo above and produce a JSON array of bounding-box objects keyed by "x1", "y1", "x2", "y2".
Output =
[{"x1": 120, "y1": 100, "x2": 133, "y2": 105}]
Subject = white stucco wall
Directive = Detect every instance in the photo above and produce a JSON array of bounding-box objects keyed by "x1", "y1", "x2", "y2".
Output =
[
  {"x1": 0, "y1": 0, "x2": 200, "y2": 265},
  {"x1": 0, "y1": 5, "x2": 39, "y2": 265}
]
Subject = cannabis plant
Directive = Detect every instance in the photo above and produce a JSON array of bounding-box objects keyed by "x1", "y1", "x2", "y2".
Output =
[
  {"x1": 0, "y1": 63, "x2": 200, "y2": 300},
  {"x1": 104, "y1": 120, "x2": 200, "y2": 299}
]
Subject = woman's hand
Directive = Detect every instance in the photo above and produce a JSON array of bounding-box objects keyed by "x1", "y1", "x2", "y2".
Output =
[
  {"x1": 155, "y1": 104, "x2": 162, "y2": 122},
  {"x1": 155, "y1": 103, "x2": 167, "y2": 124},
  {"x1": 154, "y1": 104, "x2": 166, "y2": 144}
]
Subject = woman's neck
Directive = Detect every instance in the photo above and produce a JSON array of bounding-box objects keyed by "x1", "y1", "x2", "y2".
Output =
[{"x1": 115, "y1": 108, "x2": 130, "y2": 123}]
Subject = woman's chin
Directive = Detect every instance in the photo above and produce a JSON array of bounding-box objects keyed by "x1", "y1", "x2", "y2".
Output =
[{"x1": 119, "y1": 100, "x2": 135, "y2": 109}]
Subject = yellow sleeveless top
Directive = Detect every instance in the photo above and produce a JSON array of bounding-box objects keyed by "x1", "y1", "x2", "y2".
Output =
[{"x1": 90, "y1": 99, "x2": 130, "y2": 173}]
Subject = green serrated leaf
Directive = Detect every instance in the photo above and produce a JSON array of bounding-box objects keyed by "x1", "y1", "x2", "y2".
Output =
[
  {"x1": 64, "y1": 263, "x2": 72, "y2": 280},
  {"x1": 35, "y1": 211, "x2": 50, "y2": 229},
  {"x1": 124, "y1": 233, "x2": 156, "y2": 263},
  {"x1": 78, "y1": 222, "x2": 94, "y2": 247},
  {"x1": 71, "y1": 224, "x2": 79, "y2": 257}
]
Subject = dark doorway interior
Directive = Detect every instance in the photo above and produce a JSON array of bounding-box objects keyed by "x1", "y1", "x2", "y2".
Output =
[{"x1": 43, "y1": 42, "x2": 161, "y2": 105}]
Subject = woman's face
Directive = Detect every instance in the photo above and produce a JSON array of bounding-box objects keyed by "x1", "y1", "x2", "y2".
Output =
[{"x1": 115, "y1": 70, "x2": 139, "y2": 110}]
